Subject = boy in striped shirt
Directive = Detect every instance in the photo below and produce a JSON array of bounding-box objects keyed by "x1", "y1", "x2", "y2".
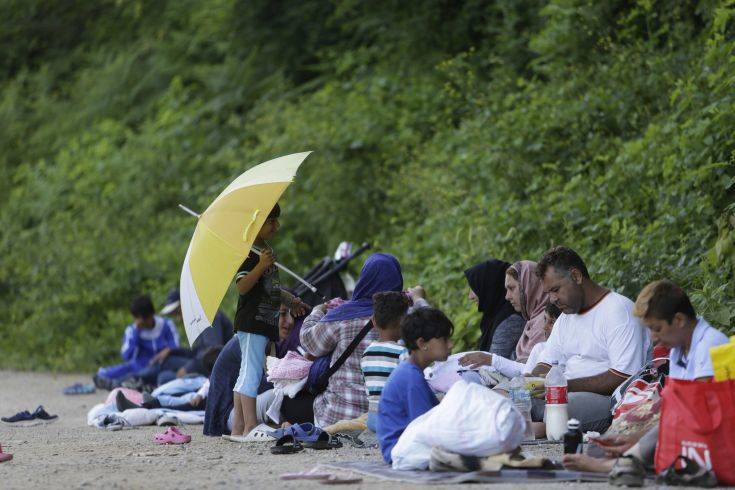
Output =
[{"x1": 361, "y1": 291, "x2": 412, "y2": 432}]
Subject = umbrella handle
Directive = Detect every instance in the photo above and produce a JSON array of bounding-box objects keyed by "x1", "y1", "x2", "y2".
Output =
[{"x1": 178, "y1": 203, "x2": 318, "y2": 293}]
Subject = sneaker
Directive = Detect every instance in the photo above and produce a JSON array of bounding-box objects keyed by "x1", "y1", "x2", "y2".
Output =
[
  {"x1": 31, "y1": 406, "x2": 58, "y2": 422},
  {"x1": 1, "y1": 410, "x2": 34, "y2": 424},
  {"x1": 115, "y1": 391, "x2": 142, "y2": 411}
]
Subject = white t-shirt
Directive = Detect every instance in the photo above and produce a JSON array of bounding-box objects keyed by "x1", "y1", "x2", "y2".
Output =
[
  {"x1": 539, "y1": 291, "x2": 650, "y2": 380},
  {"x1": 669, "y1": 317, "x2": 729, "y2": 380}
]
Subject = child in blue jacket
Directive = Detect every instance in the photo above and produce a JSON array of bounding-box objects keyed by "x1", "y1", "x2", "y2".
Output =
[{"x1": 95, "y1": 295, "x2": 182, "y2": 388}]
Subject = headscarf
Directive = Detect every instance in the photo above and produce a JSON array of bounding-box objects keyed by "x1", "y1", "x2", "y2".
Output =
[
  {"x1": 464, "y1": 259, "x2": 517, "y2": 351},
  {"x1": 319, "y1": 253, "x2": 403, "y2": 322},
  {"x1": 512, "y1": 260, "x2": 549, "y2": 362}
]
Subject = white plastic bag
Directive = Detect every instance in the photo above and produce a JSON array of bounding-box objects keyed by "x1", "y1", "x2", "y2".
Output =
[
  {"x1": 425, "y1": 352, "x2": 477, "y2": 393},
  {"x1": 391, "y1": 380, "x2": 525, "y2": 470}
]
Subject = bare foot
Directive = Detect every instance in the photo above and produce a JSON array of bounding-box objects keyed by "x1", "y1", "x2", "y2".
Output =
[
  {"x1": 563, "y1": 454, "x2": 615, "y2": 473},
  {"x1": 280, "y1": 422, "x2": 292, "y2": 429}
]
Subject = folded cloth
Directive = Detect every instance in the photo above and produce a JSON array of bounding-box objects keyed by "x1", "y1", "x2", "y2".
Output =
[{"x1": 268, "y1": 351, "x2": 313, "y2": 381}]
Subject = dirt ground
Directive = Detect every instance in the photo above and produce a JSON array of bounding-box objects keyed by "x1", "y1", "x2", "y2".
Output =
[{"x1": 1, "y1": 370, "x2": 625, "y2": 490}]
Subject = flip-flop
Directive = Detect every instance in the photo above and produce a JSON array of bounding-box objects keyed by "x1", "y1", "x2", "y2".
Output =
[
  {"x1": 270, "y1": 435, "x2": 304, "y2": 454},
  {"x1": 303, "y1": 431, "x2": 343, "y2": 450},
  {"x1": 153, "y1": 426, "x2": 191, "y2": 445}
]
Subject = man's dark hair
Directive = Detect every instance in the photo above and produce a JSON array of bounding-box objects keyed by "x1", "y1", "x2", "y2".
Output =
[
  {"x1": 401, "y1": 307, "x2": 454, "y2": 351},
  {"x1": 634, "y1": 280, "x2": 696, "y2": 322},
  {"x1": 130, "y1": 295, "x2": 155, "y2": 318},
  {"x1": 373, "y1": 292, "x2": 411, "y2": 329},
  {"x1": 202, "y1": 346, "x2": 223, "y2": 376},
  {"x1": 536, "y1": 246, "x2": 590, "y2": 279},
  {"x1": 545, "y1": 302, "x2": 562, "y2": 320},
  {"x1": 267, "y1": 203, "x2": 281, "y2": 220}
]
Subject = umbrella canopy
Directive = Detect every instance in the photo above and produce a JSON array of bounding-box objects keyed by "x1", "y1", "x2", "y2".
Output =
[{"x1": 180, "y1": 152, "x2": 311, "y2": 344}]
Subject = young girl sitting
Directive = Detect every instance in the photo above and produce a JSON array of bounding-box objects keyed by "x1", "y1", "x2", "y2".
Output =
[{"x1": 377, "y1": 307, "x2": 454, "y2": 464}]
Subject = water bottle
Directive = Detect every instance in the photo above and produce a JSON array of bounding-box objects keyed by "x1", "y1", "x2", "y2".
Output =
[
  {"x1": 544, "y1": 361, "x2": 568, "y2": 441},
  {"x1": 563, "y1": 418, "x2": 583, "y2": 454},
  {"x1": 509, "y1": 376, "x2": 535, "y2": 441}
]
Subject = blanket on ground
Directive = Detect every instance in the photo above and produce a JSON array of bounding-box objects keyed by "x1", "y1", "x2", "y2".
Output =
[
  {"x1": 315, "y1": 461, "x2": 608, "y2": 484},
  {"x1": 87, "y1": 402, "x2": 204, "y2": 428}
]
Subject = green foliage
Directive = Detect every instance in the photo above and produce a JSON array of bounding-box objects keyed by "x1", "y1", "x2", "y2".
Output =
[{"x1": 1, "y1": 0, "x2": 734, "y2": 371}]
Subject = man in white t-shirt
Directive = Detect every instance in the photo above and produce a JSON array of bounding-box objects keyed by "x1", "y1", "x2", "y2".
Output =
[{"x1": 530, "y1": 247, "x2": 650, "y2": 432}]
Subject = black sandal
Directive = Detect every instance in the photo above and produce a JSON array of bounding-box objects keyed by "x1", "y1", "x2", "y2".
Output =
[
  {"x1": 270, "y1": 435, "x2": 304, "y2": 455},
  {"x1": 303, "y1": 431, "x2": 343, "y2": 450},
  {"x1": 656, "y1": 455, "x2": 717, "y2": 487}
]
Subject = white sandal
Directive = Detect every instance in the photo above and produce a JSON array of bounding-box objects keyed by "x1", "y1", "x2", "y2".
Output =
[{"x1": 223, "y1": 423, "x2": 274, "y2": 443}]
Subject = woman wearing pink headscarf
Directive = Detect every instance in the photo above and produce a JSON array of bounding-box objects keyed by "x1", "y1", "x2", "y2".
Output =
[{"x1": 505, "y1": 260, "x2": 549, "y2": 362}]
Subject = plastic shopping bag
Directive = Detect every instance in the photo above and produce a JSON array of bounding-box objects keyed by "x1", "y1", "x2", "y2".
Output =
[{"x1": 392, "y1": 380, "x2": 525, "y2": 470}]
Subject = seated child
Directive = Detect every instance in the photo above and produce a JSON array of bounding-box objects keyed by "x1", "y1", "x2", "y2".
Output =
[
  {"x1": 361, "y1": 291, "x2": 412, "y2": 432},
  {"x1": 458, "y1": 303, "x2": 561, "y2": 377},
  {"x1": 95, "y1": 295, "x2": 183, "y2": 389},
  {"x1": 377, "y1": 307, "x2": 454, "y2": 464},
  {"x1": 116, "y1": 347, "x2": 222, "y2": 412}
]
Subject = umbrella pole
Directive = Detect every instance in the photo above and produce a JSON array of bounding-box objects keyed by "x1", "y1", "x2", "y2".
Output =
[{"x1": 178, "y1": 204, "x2": 318, "y2": 293}]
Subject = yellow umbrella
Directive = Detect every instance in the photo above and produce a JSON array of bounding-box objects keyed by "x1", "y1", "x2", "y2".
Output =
[{"x1": 180, "y1": 152, "x2": 312, "y2": 344}]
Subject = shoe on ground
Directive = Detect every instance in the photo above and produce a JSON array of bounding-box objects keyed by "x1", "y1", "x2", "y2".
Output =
[
  {"x1": 655, "y1": 455, "x2": 717, "y2": 487},
  {"x1": 31, "y1": 406, "x2": 58, "y2": 422},
  {"x1": 1, "y1": 410, "x2": 34, "y2": 424},
  {"x1": 609, "y1": 455, "x2": 646, "y2": 487}
]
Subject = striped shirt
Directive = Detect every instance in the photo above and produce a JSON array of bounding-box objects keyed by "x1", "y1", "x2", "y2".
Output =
[{"x1": 361, "y1": 341, "x2": 408, "y2": 413}]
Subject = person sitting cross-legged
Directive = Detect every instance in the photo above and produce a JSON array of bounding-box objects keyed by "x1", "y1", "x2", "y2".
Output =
[
  {"x1": 528, "y1": 246, "x2": 651, "y2": 433},
  {"x1": 563, "y1": 279, "x2": 729, "y2": 486}
]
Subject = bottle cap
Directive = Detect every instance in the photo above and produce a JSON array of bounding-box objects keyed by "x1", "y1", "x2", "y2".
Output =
[{"x1": 567, "y1": 418, "x2": 580, "y2": 430}]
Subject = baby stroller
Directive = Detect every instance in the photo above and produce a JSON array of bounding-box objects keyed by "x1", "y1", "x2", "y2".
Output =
[{"x1": 292, "y1": 242, "x2": 371, "y2": 306}]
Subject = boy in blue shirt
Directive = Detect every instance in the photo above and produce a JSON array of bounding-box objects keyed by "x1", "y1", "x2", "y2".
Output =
[
  {"x1": 377, "y1": 307, "x2": 454, "y2": 463},
  {"x1": 95, "y1": 295, "x2": 182, "y2": 389}
]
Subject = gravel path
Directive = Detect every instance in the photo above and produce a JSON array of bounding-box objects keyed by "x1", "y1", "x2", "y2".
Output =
[{"x1": 1, "y1": 371, "x2": 620, "y2": 489}]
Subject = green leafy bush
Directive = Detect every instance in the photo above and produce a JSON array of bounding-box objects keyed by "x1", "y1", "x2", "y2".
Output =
[{"x1": 1, "y1": 0, "x2": 733, "y2": 371}]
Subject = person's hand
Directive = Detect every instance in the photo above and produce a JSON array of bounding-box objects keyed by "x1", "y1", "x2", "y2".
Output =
[
  {"x1": 149, "y1": 347, "x2": 171, "y2": 366},
  {"x1": 291, "y1": 297, "x2": 310, "y2": 317},
  {"x1": 176, "y1": 366, "x2": 188, "y2": 378},
  {"x1": 257, "y1": 248, "x2": 276, "y2": 269},
  {"x1": 407, "y1": 285, "x2": 426, "y2": 301},
  {"x1": 589, "y1": 433, "x2": 639, "y2": 457},
  {"x1": 190, "y1": 395, "x2": 204, "y2": 408},
  {"x1": 458, "y1": 352, "x2": 493, "y2": 368}
]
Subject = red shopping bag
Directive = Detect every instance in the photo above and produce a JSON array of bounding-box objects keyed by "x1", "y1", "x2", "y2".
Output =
[{"x1": 655, "y1": 378, "x2": 735, "y2": 484}]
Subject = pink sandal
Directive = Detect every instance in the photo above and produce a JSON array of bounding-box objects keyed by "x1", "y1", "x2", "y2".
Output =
[
  {"x1": 0, "y1": 444, "x2": 12, "y2": 463},
  {"x1": 153, "y1": 426, "x2": 191, "y2": 445}
]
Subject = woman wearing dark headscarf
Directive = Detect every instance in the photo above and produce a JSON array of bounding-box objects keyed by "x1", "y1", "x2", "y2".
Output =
[{"x1": 463, "y1": 259, "x2": 525, "y2": 358}]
